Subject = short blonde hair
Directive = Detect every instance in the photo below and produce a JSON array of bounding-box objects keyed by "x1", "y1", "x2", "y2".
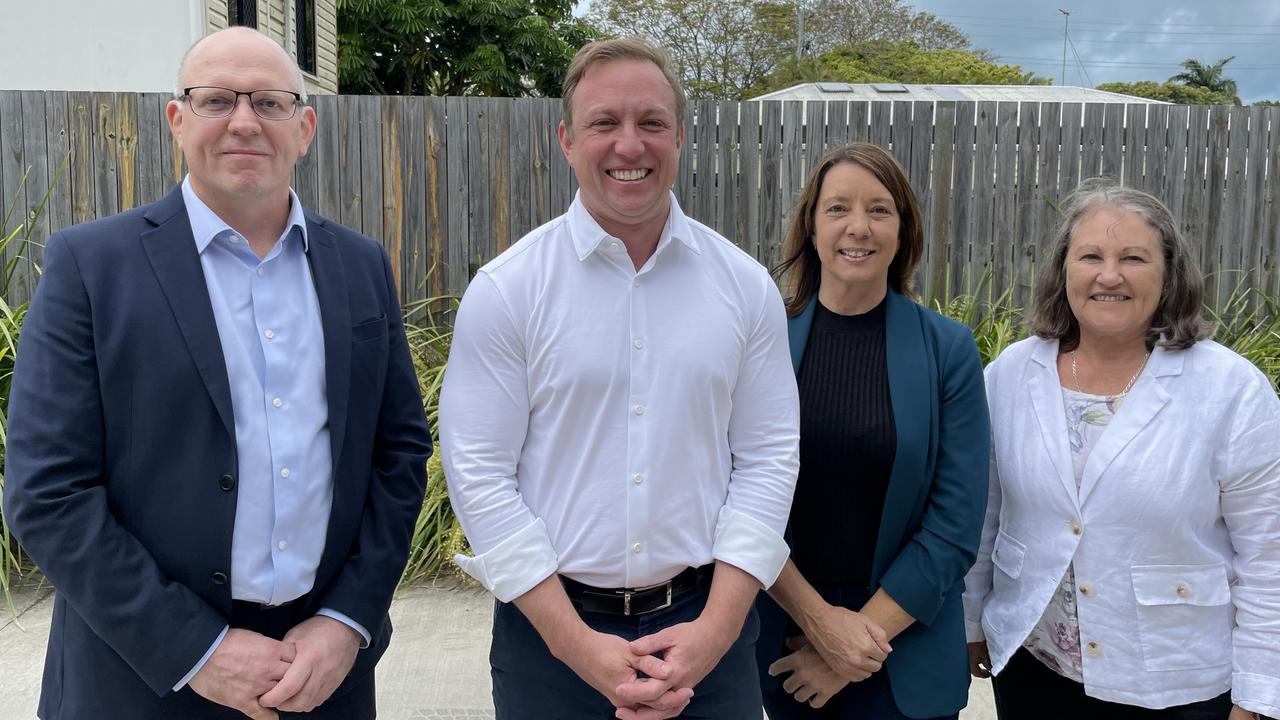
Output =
[{"x1": 561, "y1": 37, "x2": 685, "y2": 133}]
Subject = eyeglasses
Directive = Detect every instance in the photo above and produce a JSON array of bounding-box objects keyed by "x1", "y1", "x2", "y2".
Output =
[{"x1": 180, "y1": 86, "x2": 304, "y2": 121}]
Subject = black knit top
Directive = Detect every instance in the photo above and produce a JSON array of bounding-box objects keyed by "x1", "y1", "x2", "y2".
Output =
[{"x1": 790, "y1": 296, "x2": 896, "y2": 589}]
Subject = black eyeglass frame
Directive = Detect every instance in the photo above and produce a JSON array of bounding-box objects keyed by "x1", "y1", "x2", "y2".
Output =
[{"x1": 179, "y1": 86, "x2": 305, "y2": 121}]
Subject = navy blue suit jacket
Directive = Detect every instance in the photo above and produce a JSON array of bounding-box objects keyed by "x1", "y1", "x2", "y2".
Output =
[
  {"x1": 786, "y1": 290, "x2": 990, "y2": 718},
  {"x1": 3, "y1": 187, "x2": 432, "y2": 719}
]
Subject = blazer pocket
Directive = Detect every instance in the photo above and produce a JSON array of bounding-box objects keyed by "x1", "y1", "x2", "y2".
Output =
[
  {"x1": 352, "y1": 314, "x2": 388, "y2": 343},
  {"x1": 992, "y1": 530, "x2": 1026, "y2": 579},
  {"x1": 1131, "y1": 563, "x2": 1233, "y2": 671}
]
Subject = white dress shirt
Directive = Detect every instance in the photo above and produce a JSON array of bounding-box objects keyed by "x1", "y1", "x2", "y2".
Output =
[
  {"x1": 964, "y1": 336, "x2": 1280, "y2": 716},
  {"x1": 440, "y1": 192, "x2": 800, "y2": 602}
]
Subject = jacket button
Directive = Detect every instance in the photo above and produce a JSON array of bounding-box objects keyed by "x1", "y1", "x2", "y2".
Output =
[
  {"x1": 211, "y1": 571, "x2": 228, "y2": 585},
  {"x1": 219, "y1": 474, "x2": 236, "y2": 491}
]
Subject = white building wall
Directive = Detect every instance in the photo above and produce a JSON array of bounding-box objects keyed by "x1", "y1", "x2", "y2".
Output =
[{"x1": 0, "y1": 0, "x2": 204, "y2": 92}]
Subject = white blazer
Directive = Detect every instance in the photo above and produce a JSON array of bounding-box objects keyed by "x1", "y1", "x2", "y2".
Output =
[{"x1": 963, "y1": 336, "x2": 1280, "y2": 715}]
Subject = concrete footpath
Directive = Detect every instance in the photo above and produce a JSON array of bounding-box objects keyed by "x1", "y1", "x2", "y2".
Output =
[{"x1": 0, "y1": 580, "x2": 996, "y2": 719}]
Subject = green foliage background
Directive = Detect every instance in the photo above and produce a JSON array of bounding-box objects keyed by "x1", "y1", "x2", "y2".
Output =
[
  {"x1": 337, "y1": 0, "x2": 597, "y2": 96},
  {"x1": 755, "y1": 40, "x2": 1048, "y2": 96}
]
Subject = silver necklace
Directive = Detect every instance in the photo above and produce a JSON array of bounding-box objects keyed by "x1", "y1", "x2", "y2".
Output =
[{"x1": 1071, "y1": 349, "x2": 1150, "y2": 399}]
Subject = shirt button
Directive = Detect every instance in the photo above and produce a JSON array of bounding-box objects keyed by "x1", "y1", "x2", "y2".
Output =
[
  {"x1": 633, "y1": 404, "x2": 645, "y2": 415},
  {"x1": 633, "y1": 474, "x2": 643, "y2": 484},
  {"x1": 632, "y1": 543, "x2": 643, "y2": 553},
  {"x1": 1085, "y1": 641, "x2": 1101, "y2": 656},
  {"x1": 273, "y1": 398, "x2": 283, "y2": 408},
  {"x1": 1079, "y1": 583, "x2": 1093, "y2": 597},
  {"x1": 1070, "y1": 519, "x2": 1083, "y2": 535},
  {"x1": 280, "y1": 467, "x2": 290, "y2": 479},
  {"x1": 256, "y1": 267, "x2": 265, "y2": 277},
  {"x1": 633, "y1": 339, "x2": 644, "y2": 349},
  {"x1": 1176, "y1": 584, "x2": 1190, "y2": 598},
  {"x1": 278, "y1": 540, "x2": 288, "y2": 551},
  {"x1": 229, "y1": 235, "x2": 242, "y2": 244},
  {"x1": 633, "y1": 278, "x2": 640, "y2": 287},
  {"x1": 610, "y1": 242, "x2": 620, "y2": 251},
  {"x1": 264, "y1": 329, "x2": 275, "y2": 340}
]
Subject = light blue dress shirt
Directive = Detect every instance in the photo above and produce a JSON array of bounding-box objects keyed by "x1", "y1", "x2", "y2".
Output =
[{"x1": 175, "y1": 178, "x2": 368, "y2": 691}]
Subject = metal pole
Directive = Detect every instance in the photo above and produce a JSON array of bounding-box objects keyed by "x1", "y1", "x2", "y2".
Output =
[{"x1": 1058, "y1": 9, "x2": 1070, "y2": 85}]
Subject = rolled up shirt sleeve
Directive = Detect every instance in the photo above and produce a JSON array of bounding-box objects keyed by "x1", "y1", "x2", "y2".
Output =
[
  {"x1": 440, "y1": 273, "x2": 560, "y2": 602},
  {"x1": 713, "y1": 277, "x2": 800, "y2": 589},
  {"x1": 1221, "y1": 367, "x2": 1280, "y2": 718}
]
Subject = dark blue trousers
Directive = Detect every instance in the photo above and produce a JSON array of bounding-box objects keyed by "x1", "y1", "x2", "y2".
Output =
[
  {"x1": 757, "y1": 588, "x2": 957, "y2": 720},
  {"x1": 491, "y1": 582, "x2": 762, "y2": 719}
]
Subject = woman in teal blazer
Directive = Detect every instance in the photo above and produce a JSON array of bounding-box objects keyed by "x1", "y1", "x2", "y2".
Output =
[{"x1": 757, "y1": 143, "x2": 991, "y2": 719}]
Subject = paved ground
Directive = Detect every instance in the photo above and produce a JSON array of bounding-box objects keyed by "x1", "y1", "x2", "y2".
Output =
[{"x1": 0, "y1": 580, "x2": 995, "y2": 719}]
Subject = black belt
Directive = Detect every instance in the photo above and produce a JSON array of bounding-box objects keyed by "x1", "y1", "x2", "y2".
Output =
[{"x1": 561, "y1": 565, "x2": 714, "y2": 616}]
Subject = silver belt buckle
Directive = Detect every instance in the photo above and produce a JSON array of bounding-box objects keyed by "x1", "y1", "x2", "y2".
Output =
[{"x1": 623, "y1": 579, "x2": 674, "y2": 616}]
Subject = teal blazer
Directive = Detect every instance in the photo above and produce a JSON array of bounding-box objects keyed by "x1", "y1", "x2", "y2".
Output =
[{"x1": 785, "y1": 289, "x2": 991, "y2": 718}]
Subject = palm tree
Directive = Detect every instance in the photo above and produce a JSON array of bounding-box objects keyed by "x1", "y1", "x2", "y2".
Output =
[{"x1": 1170, "y1": 56, "x2": 1240, "y2": 104}]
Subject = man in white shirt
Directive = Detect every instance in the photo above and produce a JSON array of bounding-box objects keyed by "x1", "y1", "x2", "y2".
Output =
[{"x1": 440, "y1": 37, "x2": 800, "y2": 719}]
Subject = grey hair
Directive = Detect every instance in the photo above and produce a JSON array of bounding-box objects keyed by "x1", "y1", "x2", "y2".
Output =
[
  {"x1": 1028, "y1": 177, "x2": 1214, "y2": 351},
  {"x1": 173, "y1": 27, "x2": 309, "y2": 102}
]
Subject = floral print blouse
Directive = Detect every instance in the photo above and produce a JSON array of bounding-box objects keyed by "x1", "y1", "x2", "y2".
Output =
[{"x1": 1022, "y1": 387, "x2": 1123, "y2": 682}]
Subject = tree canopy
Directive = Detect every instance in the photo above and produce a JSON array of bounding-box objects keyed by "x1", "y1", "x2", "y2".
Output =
[
  {"x1": 752, "y1": 40, "x2": 1048, "y2": 96},
  {"x1": 587, "y1": 0, "x2": 980, "y2": 100},
  {"x1": 1170, "y1": 57, "x2": 1239, "y2": 104},
  {"x1": 586, "y1": 0, "x2": 792, "y2": 100},
  {"x1": 1095, "y1": 80, "x2": 1232, "y2": 105},
  {"x1": 337, "y1": 0, "x2": 597, "y2": 96},
  {"x1": 799, "y1": 0, "x2": 972, "y2": 58}
]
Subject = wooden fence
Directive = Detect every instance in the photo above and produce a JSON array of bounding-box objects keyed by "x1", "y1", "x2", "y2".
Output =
[{"x1": 2, "y1": 91, "x2": 1278, "y2": 309}]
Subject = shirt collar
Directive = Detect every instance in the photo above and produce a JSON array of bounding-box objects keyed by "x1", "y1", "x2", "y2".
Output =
[
  {"x1": 567, "y1": 191, "x2": 702, "y2": 261},
  {"x1": 182, "y1": 175, "x2": 309, "y2": 254}
]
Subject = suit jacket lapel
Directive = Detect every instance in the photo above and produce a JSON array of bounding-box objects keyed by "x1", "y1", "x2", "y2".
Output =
[
  {"x1": 305, "y1": 214, "x2": 351, "y2": 468},
  {"x1": 873, "y1": 290, "x2": 930, "y2": 581},
  {"x1": 139, "y1": 187, "x2": 236, "y2": 441},
  {"x1": 1078, "y1": 347, "x2": 1178, "y2": 505},
  {"x1": 1026, "y1": 339, "x2": 1081, "y2": 508}
]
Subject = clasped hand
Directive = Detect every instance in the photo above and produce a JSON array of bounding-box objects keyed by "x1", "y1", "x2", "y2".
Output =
[
  {"x1": 189, "y1": 617, "x2": 362, "y2": 719},
  {"x1": 558, "y1": 617, "x2": 736, "y2": 719},
  {"x1": 768, "y1": 608, "x2": 891, "y2": 708}
]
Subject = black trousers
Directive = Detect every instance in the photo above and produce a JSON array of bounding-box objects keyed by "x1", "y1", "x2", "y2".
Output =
[
  {"x1": 165, "y1": 601, "x2": 377, "y2": 719},
  {"x1": 992, "y1": 647, "x2": 1233, "y2": 720}
]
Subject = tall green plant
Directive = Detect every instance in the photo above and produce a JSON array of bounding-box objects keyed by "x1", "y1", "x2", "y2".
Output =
[
  {"x1": 0, "y1": 159, "x2": 65, "y2": 612},
  {"x1": 398, "y1": 297, "x2": 474, "y2": 587}
]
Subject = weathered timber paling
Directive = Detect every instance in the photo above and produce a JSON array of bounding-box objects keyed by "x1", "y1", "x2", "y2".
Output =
[{"x1": 0, "y1": 91, "x2": 1274, "y2": 307}]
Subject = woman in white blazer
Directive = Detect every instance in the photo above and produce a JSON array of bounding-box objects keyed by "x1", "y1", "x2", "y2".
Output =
[{"x1": 963, "y1": 178, "x2": 1280, "y2": 720}]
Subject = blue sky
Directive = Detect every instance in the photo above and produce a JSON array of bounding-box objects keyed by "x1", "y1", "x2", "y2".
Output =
[{"x1": 910, "y1": 0, "x2": 1280, "y2": 102}]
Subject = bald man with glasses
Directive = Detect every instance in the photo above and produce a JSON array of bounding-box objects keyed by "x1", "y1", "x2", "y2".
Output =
[{"x1": 3, "y1": 26, "x2": 432, "y2": 720}]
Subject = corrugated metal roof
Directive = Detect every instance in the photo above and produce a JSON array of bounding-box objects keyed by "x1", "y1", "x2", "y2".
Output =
[{"x1": 750, "y1": 83, "x2": 1169, "y2": 104}]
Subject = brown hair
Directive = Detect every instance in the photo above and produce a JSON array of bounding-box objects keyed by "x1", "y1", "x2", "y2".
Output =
[
  {"x1": 1029, "y1": 177, "x2": 1214, "y2": 351},
  {"x1": 775, "y1": 143, "x2": 924, "y2": 316},
  {"x1": 560, "y1": 37, "x2": 686, "y2": 134}
]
